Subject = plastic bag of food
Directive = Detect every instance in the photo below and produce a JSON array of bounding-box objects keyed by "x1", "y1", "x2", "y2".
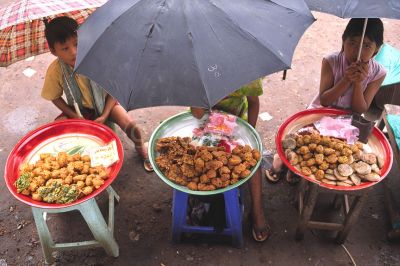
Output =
[
  {"x1": 314, "y1": 116, "x2": 359, "y2": 144},
  {"x1": 203, "y1": 111, "x2": 237, "y2": 136}
]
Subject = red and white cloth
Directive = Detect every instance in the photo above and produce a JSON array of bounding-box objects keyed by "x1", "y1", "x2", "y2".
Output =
[{"x1": 0, "y1": 0, "x2": 107, "y2": 67}]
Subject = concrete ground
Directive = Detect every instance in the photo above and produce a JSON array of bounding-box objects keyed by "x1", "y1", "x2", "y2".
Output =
[{"x1": 1, "y1": 10, "x2": 400, "y2": 266}]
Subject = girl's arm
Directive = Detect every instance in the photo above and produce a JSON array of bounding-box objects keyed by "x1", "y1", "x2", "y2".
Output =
[
  {"x1": 95, "y1": 93, "x2": 116, "y2": 124},
  {"x1": 319, "y1": 58, "x2": 353, "y2": 106},
  {"x1": 52, "y1": 97, "x2": 82, "y2": 119},
  {"x1": 247, "y1": 95, "x2": 260, "y2": 128}
]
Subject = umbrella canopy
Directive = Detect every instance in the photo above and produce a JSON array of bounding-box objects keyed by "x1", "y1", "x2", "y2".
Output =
[
  {"x1": 75, "y1": 0, "x2": 315, "y2": 110},
  {"x1": 0, "y1": 0, "x2": 107, "y2": 67},
  {"x1": 305, "y1": 0, "x2": 400, "y2": 19}
]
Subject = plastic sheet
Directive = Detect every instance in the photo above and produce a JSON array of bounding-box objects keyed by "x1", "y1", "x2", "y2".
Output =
[{"x1": 314, "y1": 115, "x2": 359, "y2": 144}]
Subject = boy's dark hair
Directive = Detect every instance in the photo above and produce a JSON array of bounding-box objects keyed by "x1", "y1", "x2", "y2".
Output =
[
  {"x1": 342, "y1": 18, "x2": 384, "y2": 48},
  {"x1": 44, "y1": 16, "x2": 78, "y2": 49}
]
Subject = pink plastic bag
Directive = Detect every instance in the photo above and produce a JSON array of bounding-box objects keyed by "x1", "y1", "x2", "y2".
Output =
[
  {"x1": 314, "y1": 116, "x2": 359, "y2": 144},
  {"x1": 203, "y1": 111, "x2": 237, "y2": 136}
]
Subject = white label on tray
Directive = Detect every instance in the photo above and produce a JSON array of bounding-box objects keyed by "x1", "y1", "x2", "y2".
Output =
[{"x1": 89, "y1": 140, "x2": 119, "y2": 167}]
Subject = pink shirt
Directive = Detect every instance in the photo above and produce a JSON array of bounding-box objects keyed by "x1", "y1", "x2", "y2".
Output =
[{"x1": 309, "y1": 51, "x2": 386, "y2": 109}]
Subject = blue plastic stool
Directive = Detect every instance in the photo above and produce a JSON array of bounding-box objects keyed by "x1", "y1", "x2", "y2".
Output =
[{"x1": 171, "y1": 188, "x2": 244, "y2": 247}]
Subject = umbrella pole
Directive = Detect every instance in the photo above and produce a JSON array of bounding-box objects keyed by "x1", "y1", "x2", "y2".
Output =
[{"x1": 356, "y1": 18, "x2": 368, "y2": 61}]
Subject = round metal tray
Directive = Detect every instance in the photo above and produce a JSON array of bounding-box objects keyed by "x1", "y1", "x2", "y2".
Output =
[
  {"x1": 148, "y1": 111, "x2": 262, "y2": 195},
  {"x1": 4, "y1": 119, "x2": 124, "y2": 208},
  {"x1": 276, "y1": 108, "x2": 393, "y2": 191}
]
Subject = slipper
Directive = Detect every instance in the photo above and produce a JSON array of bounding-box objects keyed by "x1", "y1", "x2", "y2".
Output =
[
  {"x1": 252, "y1": 224, "x2": 271, "y2": 242},
  {"x1": 143, "y1": 158, "x2": 154, "y2": 172},
  {"x1": 248, "y1": 214, "x2": 271, "y2": 242},
  {"x1": 265, "y1": 168, "x2": 281, "y2": 183}
]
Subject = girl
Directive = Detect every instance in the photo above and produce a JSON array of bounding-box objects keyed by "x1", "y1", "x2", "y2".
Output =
[{"x1": 267, "y1": 18, "x2": 386, "y2": 183}]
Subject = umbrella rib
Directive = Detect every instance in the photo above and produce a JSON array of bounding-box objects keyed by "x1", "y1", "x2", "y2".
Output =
[
  {"x1": 204, "y1": 0, "x2": 292, "y2": 68},
  {"x1": 127, "y1": 0, "x2": 167, "y2": 107},
  {"x1": 182, "y1": 1, "x2": 212, "y2": 108}
]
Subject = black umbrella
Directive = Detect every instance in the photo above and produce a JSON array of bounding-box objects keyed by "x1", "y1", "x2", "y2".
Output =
[
  {"x1": 75, "y1": 0, "x2": 315, "y2": 110},
  {"x1": 305, "y1": 0, "x2": 400, "y2": 60}
]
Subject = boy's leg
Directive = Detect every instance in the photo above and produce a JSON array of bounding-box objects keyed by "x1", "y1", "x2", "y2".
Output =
[{"x1": 109, "y1": 105, "x2": 148, "y2": 159}]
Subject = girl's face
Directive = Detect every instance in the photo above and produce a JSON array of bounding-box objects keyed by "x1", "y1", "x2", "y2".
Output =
[{"x1": 343, "y1": 36, "x2": 378, "y2": 63}]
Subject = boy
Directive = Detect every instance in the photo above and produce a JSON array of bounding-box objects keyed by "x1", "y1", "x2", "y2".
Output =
[{"x1": 41, "y1": 16, "x2": 153, "y2": 172}]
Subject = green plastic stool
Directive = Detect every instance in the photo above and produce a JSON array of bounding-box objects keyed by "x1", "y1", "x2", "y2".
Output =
[{"x1": 31, "y1": 186, "x2": 120, "y2": 264}]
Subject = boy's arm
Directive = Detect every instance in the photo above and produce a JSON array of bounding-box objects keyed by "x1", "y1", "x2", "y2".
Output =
[
  {"x1": 94, "y1": 94, "x2": 117, "y2": 124},
  {"x1": 247, "y1": 95, "x2": 259, "y2": 128},
  {"x1": 52, "y1": 97, "x2": 82, "y2": 119}
]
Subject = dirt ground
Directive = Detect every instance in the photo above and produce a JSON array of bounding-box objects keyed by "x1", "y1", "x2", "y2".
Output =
[{"x1": 1, "y1": 11, "x2": 400, "y2": 266}]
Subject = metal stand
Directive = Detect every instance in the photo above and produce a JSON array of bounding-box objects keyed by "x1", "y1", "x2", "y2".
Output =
[{"x1": 31, "y1": 186, "x2": 120, "y2": 264}]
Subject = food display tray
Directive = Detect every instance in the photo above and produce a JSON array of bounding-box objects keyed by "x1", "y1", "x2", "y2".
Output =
[
  {"x1": 276, "y1": 108, "x2": 393, "y2": 191},
  {"x1": 4, "y1": 119, "x2": 124, "y2": 208},
  {"x1": 148, "y1": 111, "x2": 262, "y2": 195}
]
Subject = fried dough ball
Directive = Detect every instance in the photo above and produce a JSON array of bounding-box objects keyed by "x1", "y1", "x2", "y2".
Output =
[
  {"x1": 206, "y1": 169, "x2": 217, "y2": 179},
  {"x1": 298, "y1": 146, "x2": 310, "y2": 155},
  {"x1": 211, "y1": 178, "x2": 223, "y2": 188},
  {"x1": 315, "y1": 154, "x2": 324, "y2": 165},
  {"x1": 187, "y1": 182, "x2": 198, "y2": 190},
  {"x1": 350, "y1": 145, "x2": 359, "y2": 153},
  {"x1": 355, "y1": 141, "x2": 364, "y2": 150},
  {"x1": 198, "y1": 183, "x2": 216, "y2": 191},
  {"x1": 310, "y1": 166, "x2": 318, "y2": 173},
  {"x1": 286, "y1": 151, "x2": 299, "y2": 165},
  {"x1": 315, "y1": 169, "x2": 325, "y2": 180},
  {"x1": 219, "y1": 166, "x2": 231, "y2": 175},
  {"x1": 247, "y1": 159, "x2": 258, "y2": 167},
  {"x1": 241, "y1": 152, "x2": 253, "y2": 162},
  {"x1": 296, "y1": 136, "x2": 305, "y2": 147},
  {"x1": 334, "y1": 142, "x2": 344, "y2": 151},
  {"x1": 240, "y1": 169, "x2": 251, "y2": 178},
  {"x1": 92, "y1": 178, "x2": 104, "y2": 189},
  {"x1": 320, "y1": 136, "x2": 331, "y2": 146},
  {"x1": 306, "y1": 158, "x2": 316, "y2": 167},
  {"x1": 341, "y1": 148, "x2": 352, "y2": 156},
  {"x1": 233, "y1": 164, "x2": 247, "y2": 174},
  {"x1": 183, "y1": 154, "x2": 194, "y2": 165},
  {"x1": 303, "y1": 135, "x2": 311, "y2": 144},
  {"x1": 315, "y1": 145, "x2": 324, "y2": 154},
  {"x1": 205, "y1": 160, "x2": 224, "y2": 170},
  {"x1": 326, "y1": 154, "x2": 338, "y2": 164},
  {"x1": 301, "y1": 166, "x2": 312, "y2": 176},
  {"x1": 82, "y1": 186, "x2": 94, "y2": 195},
  {"x1": 324, "y1": 148, "x2": 335, "y2": 156},
  {"x1": 182, "y1": 163, "x2": 196, "y2": 178},
  {"x1": 229, "y1": 155, "x2": 242, "y2": 166},
  {"x1": 194, "y1": 158, "x2": 205, "y2": 172},
  {"x1": 308, "y1": 143, "x2": 317, "y2": 152},
  {"x1": 300, "y1": 161, "x2": 307, "y2": 167},
  {"x1": 252, "y1": 149, "x2": 261, "y2": 161},
  {"x1": 337, "y1": 156, "x2": 349, "y2": 164},
  {"x1": 302, "y1": 153, "x2": 313, "y2": 160},
  {"x1": 319, "y1": 161, "x2": 329, "y2": 171},
  {"x1": 329, "y1": 163, "x2": 338, "y2": 170},
  {"x1": 310, "y1": 133, "x2": 321, "y2": 144}
]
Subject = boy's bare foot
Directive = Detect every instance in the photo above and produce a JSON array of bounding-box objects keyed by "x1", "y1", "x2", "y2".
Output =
[
  {"x1": 265, "y1": 154, "x2": 283, "y2": 183},
  {"x1": 137, "y1": 142, "x2": 153, "y2": 172}
]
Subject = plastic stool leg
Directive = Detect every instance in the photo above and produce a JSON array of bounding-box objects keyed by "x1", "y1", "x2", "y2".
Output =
[
  {"x1": 31, "y1": 207, "x2": 55, "y2": 264},
  {"x1": 172, "y1": 189, "x2": 189, "y2": 243},
  {"x1": 78, "y1": 199, "x2": 119, "y2": 257},
  {"x1": 224, "y1": 189, "x2": 243, "y2": 248}
]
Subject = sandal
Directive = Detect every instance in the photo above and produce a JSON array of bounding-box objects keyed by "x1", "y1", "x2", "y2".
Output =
[
  {"x1": 248, "y1": 214, "x2": 271, "y2": 242},
  {"x1": 252, "y1": 224, "x2": 271, "y2": 242},
  {"x1": 265, "y1": 168, "x2": 281, "y2": 183},
  {"x1": 143, "y1": 158, "x2": 154, "y2": 172}
]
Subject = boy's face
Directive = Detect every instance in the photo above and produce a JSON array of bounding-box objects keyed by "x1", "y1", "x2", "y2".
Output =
[
  {"x1": 343, "y1": 36, "x2": 378, "y2": 63},
  {"x1": 50, "y1": 35, "x2": 78, "y2": 67}
]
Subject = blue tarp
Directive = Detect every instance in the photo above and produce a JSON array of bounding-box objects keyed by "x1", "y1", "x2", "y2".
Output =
[
  {"x1": 387, "y1": 114, "x2": 400, "y2": 148},
  {"x1": 375, "y1": 43, "x2": 400, "y2": 87}
]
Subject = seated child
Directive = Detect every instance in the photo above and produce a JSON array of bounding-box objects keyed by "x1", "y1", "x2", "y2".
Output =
[
  {"x1": 267, "y1": 18, "x2": 386, "y2": 183},
  {"x1": 191, "y1": 79, "x2": 271, "y2": 242},
  {"x1": 41, "y1": 16, "x2": 153, "y2": 172}
]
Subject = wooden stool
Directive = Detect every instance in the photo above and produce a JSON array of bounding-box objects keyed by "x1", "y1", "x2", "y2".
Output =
[
  {"x1": 295, "y1": 178, "x2": 371, "y2": 244},
  {"x1": 31, "y1": 186, "x2": 120, "y2": 264}
]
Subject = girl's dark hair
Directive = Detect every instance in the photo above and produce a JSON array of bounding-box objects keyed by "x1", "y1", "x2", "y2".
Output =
[
  {"x1": 342, "y1": 18, "x2": 384, "y2": 48},
  {"x1": 44, "y1": 16, "x2": 78, "y2": 49}
]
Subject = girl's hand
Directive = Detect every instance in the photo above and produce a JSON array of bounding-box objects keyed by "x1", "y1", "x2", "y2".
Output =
[
  {"x1": 191, "y1": 107, "x2": 206, "y2": 119},
  {"x1": 94, "y1": 115, "x2": 107, "y2": 124},
  {"x1": 352, "y1": 61, "x2": 368, "y2": 83}
]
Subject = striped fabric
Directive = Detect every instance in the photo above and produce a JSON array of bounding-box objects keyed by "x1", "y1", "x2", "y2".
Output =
[{"x1": 0, "y1": 0, "x2": 106, "y2": 67}]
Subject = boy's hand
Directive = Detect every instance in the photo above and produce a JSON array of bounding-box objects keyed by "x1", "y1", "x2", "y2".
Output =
[{"x1": 94, "y1": 115, "x2": 107, "y2": 124}]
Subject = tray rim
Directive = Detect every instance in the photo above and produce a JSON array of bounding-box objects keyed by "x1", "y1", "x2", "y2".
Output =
[
  {"x1": 276, "y1": 108, "x2": 393, "y2": 191},
  {"x1": 148, "y1": 111, "x2": 262, "y2": 195}
]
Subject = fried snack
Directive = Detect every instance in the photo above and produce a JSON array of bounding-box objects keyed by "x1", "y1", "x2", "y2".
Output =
[
  {"x1": 155, "y1": 137, "x2": 260, "y2": 191},
  {"x1": 15, "y1": 153, "x2": 108, "y2": 204}
]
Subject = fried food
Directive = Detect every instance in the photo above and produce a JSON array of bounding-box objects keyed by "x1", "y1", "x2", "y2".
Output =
[
  {"x1": 15, "y1": 152, "x2": 108, "y2": 204},
  {"x1": 155, "y1": 137, "x2": 260, "y2": 191}
]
